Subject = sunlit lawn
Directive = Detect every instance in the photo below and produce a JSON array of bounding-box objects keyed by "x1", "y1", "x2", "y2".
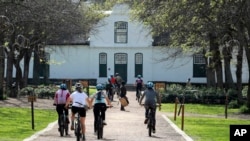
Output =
[
  {"x1": 0, "y1": 107, "x2": 57, "y2": 141},
  {"x1": 161, "y1": 103, "x2": 250, "y2": 141}
]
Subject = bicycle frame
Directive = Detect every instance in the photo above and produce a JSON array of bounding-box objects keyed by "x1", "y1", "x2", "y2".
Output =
[
  {"x1": 74, "y1": 113, "x2": 81, "y2": 141},
  {"x1": 147, "y1": 107, "x2": 155, "y2": 137},
  {"x1": 95, "y1": 105, "x2": 112, "y2": 139},
  {"x1": 59, "y1": 110, "x2": 68, "y2": 136}
]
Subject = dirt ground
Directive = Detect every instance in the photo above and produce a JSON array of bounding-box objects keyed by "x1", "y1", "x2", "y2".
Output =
[{"x1": 0, "y1": 97, "x2": 55, "y2": 109}]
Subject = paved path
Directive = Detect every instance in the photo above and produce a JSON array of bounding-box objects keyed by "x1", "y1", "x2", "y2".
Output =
[{"x1": 23, "y1": 91, "x2": 193, "y2": 141}]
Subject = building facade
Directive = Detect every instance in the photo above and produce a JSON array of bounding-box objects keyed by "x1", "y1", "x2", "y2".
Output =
[{"x1": 39, "y1": 4, "x2": 248, "y2": 85}]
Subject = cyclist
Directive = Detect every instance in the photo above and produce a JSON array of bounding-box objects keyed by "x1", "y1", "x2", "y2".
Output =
[
  {"x1": 65, "y1": 82, "x2": 90, "y2": 141},
  {"x1": 139, "y1": 81, "x2": 161, "y2": 133},
  {"x1": 53, "y1": 83, "x2": 70, "y2": 132},
  {"x1": 89, "y1": 83, "x2": 111, "y2": 134},
  {"x1": 135, "y1": 74, "x2": 144, "y2": 100}
]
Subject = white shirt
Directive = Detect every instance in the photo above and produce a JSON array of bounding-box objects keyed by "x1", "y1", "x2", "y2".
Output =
[{"x1": 70, "y1": 91, "x2": 88, "y2": 107}]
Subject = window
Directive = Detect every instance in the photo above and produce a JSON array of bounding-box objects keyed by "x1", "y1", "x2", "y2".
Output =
[
  {"x1": 99, "y1": 53, "x2": 107, "y2": 77},
  {"x1": 114, "y1": 21, "x2": 128, "y2": 43},
  {"x1": 135, "y1": 53, "x2": 143, "y2": 77},
  {"x1": 193, "y1": 54, "x2": 206, "y2": 77}
]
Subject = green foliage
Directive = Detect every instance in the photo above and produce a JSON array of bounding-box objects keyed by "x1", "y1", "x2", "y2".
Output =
[
  {"x1": 161, "y1": 84, "x2": 244, "y2": 105},
  {"x1": 239, "y1": 104, "x2": 250, "y2": 114},
  {"x1": 228, "y1": 100, "x2": 240, "y2": 109}
]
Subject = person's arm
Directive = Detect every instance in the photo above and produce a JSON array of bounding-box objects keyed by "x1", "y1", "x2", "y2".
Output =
[
  {"x1": 65, "y1": 96, "x2": 72, "y2": 108},
  {"x1": 53, "y1": 92, "x2": 58, "y2": 105}
]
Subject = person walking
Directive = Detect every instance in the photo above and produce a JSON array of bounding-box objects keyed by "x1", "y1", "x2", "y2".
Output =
[
  {"x1": 139, "y1": 81, "x2": 161, "y2": 133},
  {"x1": 65, "y1": 82, "x2": 90, "y2": 141},
  {"x1": 53, "y1": 83, "x2": 70, "y2": 132},
  {"x1": 120, "y1": 81, "x2": 129, "y2": 111},
  {"x1": 89, "y1": 83, "x2": 111, "y2": 134}
]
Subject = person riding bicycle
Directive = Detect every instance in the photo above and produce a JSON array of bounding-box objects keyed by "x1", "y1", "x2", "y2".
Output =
[
  {"x1": 135, "y1": 74, "x2": 144, "y2": 100},
  {"x1": 90, "y1": 83, "x2": 111, "y2": 134},
  {"x1": 105, "y1": 76, "x2": 114, "y2": 101},
  {"x1": 53, "y1": 83, "x2": 70, "y2": 132},
  {"x1": 65, "y1": 82, "x2": 90, "y2": 141},
  {"x1": 139, "y1": 81, "x2": 161, "y2": 133}
]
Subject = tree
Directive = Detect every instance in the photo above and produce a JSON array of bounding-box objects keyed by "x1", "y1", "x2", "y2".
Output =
[
  {"x1": 126, "y1": 0, "x2": 250, "y2": 108},
  {"x1": 0, "y1": 0, "x2": 106, "y2": 97}
]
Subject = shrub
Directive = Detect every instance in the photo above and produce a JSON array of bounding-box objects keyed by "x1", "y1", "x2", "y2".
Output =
[
  {"x1": 239, "y1": 104, "x2": 250, "y2": 114},
  {"x1": 228, "y1": 100, "x2": 240, "y2": 109}
]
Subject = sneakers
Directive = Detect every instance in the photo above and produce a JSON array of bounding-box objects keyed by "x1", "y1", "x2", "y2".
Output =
[
  {"x1": 144, "y1": 118, "x2": 148, "y2": 124},
  {"x1": 70, "y1": 124, "x2": 74, "y2": 130},
  {"x1": 103, "y1": 120, "x2": 107, "y2": 125},
  {"x1": 153, "y1": 127, "x2": 156, "y2": 133},
  {"x1": 82, "y1": 134, "x2": 85, "y2": 141}
]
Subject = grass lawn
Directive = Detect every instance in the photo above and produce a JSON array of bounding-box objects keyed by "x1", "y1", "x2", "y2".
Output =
[
  {"x1": 161, "y1": 103, "x2": 250, "y2": 141},
  {"x1": 0, "y1": 107, "x2": 57, "y2": 141}
]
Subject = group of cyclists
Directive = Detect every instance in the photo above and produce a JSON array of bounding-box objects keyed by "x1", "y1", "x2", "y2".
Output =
[{"x1": 53, "y1": 74, "x2": 161, "y2": 140}]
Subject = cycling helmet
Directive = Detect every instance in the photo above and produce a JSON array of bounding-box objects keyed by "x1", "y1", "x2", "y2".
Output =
[
  {"x1": 60, "y1": 83, "x2": 67, "y2": 90},
  {"x1": 146, "y1": 82, "x2": 154, "y2": 88},
  {"x1": 75, "y1": 82, "x2": 82, "y2": 89},
  {"x1": 96, "y1": 83, "x2": 103, "y2": 90},
  {"x1": 137, "y1": 75, "x2": 141, "y2": 78}
]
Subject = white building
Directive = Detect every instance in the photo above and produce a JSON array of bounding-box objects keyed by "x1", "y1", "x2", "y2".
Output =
[{"x1": 42, "y1": 4, "x2": 248, "y2": 85}]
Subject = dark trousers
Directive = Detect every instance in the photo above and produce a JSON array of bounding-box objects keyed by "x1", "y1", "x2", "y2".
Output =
[
  {"x1": 56, "y1": 104, "x2": 69, "y2": 125},
  {"x1": 145, "y1": 107, "x2": 156, "y2": 129},
  {"x1": 93, "y1": 103, "x2": 107, "y2": 131}
]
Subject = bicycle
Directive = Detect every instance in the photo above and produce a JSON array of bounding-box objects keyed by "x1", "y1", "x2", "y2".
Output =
[
  {"x1": 136, "y1": 89, "x2": 142, "y2": 102},
  {"x1": 94, "y1": 105, "x2": 112, "y2": 139},
  {"x1": 142, "y1": 104, "x2": 161, "y2": 137},
  {"x1": 74, "y1": 112, "x2": 81, "y2": 141},
  {"x1": 53, "y1": 104, "x2": 69, "y2": 137},
  {"x1": 68, "y1": 103, "x2": 88, "y2": 141},
  {"x1": 59, "y1": 109, "x2": 69, "y2": 137}
]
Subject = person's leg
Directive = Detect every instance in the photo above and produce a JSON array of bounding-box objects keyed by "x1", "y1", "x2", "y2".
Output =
[
  {"x1": 56, "y1": 105, "x2": 63, "y2": 128},
  {"x1": 150, "y1": 107, "x2": 156, "y2": 133},
  {"x1": 70, "y1": 107, "x2": 77, "y2": 130},
  {"x1": 79, "y1": 108, "x2": 87, "y2": 140},
  {"x1": 80, "y1": 117, "x2": 86, "y2": 140},
  {"x1": 144, "y1": 107, "x2": 149, "y2": 124},
  {"x1": 63, "y1": 105, "x2": 69, "y2": 123},
  {"x1": 93, "y1": 105, "x2": 99, "y2": 132}
]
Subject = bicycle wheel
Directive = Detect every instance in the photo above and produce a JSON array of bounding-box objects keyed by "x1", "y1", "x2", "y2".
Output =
[
  {"x1": 75, "y1": 116, "x2": 81, "y2": 141},
  {"x1": 97, "y1": 116, "x2": 103, "y2": 139},
  {"x1": 64, "y1": 117, "x2": 68, "y2": 135},
  {"x1": 59, "y1": 115, "x2": 64, "y2": 136},
  {"x1": 148, "y1": 118, "x2": 152, "y2": 137}
]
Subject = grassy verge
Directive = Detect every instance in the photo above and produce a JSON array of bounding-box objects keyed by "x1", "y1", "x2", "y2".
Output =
[
  {"x1": 0, "y1": 107, "x2": 57, "y2": 141},
  {"x1": 161, "y1": 103, "x2": 250, "y2": 141}
]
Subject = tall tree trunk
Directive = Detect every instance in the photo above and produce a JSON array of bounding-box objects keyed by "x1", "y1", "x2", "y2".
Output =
[
  {"x1": 0, "y1": 36, "x2": 4, "y2": 100},
  {"x1": 23, "y1": 50, "x2": 32, "y2": 88},
  {"x1": 244, "y1": 44, "x2": 250, "y2": 108},
  {"x1": 244, "y1": 26, "x2": 250, "y2": 108},
  {"x1": 222, "y1": 46, "x2": 235, "y2": 90},
  {"x1": 214, "y1": 45, "x2": 223, "y2": 88},
  {"x1": 236, "y1": 44, "x2": 243, "y2": 104},
  {"x1": 33, "y1": 47, "x2": 40, "y2": 85}
]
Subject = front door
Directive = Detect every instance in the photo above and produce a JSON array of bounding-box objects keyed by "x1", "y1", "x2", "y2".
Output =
[{"x1": 114, "y1": 53, "x2": 127, "y2": 83}]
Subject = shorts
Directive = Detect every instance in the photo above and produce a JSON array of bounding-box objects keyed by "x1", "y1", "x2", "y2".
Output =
[{"x1": 71, "y1": 106, "x2": 86, "y2": 117}]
